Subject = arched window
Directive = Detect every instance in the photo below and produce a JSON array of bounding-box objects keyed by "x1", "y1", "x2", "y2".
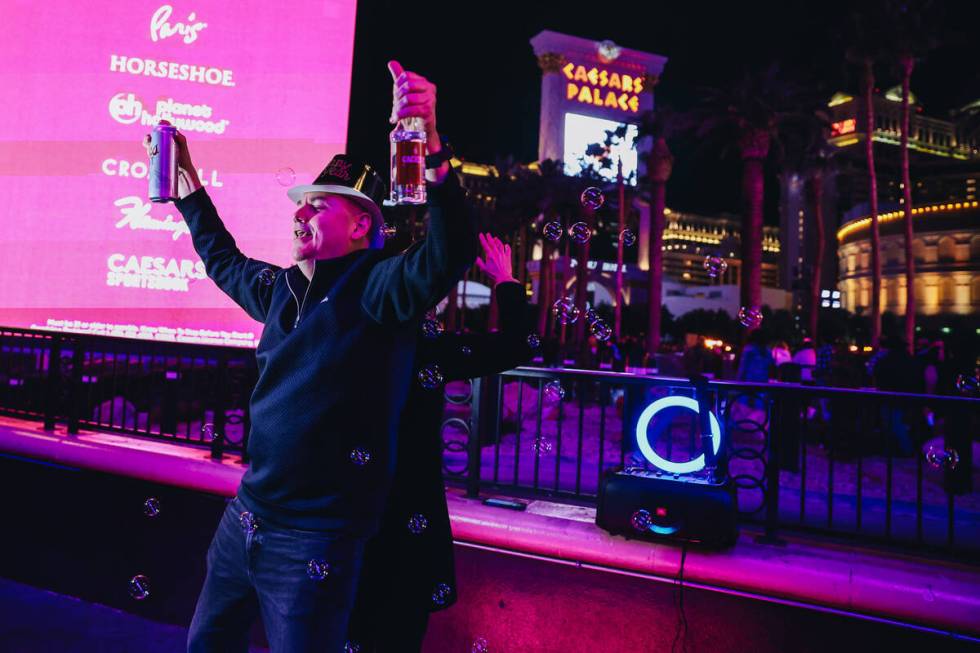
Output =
[
  {"x1": 912, "y1": 238, "x2": 928, "y2": 264},
  {"x1": 937, "y1": 236, "x2": 957, "y2": 262}
]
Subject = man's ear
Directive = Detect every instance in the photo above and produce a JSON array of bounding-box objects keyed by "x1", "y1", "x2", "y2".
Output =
[{"x1": 350, "y1": 212, "x2": 373, "y2": 241}]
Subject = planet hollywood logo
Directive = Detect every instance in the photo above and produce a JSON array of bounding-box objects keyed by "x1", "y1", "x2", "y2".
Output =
[
  {"x1": 150, "y1": 5, "x2": 208, "y2": 45},
  {"x1": 108, "y1": 92, "x2": 230, "y2": 134},
  {"x1": 108, "y1": 92, "x2": 145, "y2": 125}
]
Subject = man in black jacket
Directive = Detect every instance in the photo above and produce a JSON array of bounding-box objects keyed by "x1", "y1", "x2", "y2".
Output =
[
  {"x1": 147, "y1": 61, "x2": 477, "y2": 653},
  {"x1": 347, "y1": 233, "x2": 535, "y2": 652}
]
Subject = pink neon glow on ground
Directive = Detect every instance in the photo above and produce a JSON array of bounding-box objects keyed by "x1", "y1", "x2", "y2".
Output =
[{"x1": 0, "y1": 417, "x2": 977, "y2": 637}]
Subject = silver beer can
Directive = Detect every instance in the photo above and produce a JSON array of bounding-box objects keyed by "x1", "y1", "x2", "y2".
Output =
[{"x1": 149, "y1": 124, "x2": 179, "y2": 203}]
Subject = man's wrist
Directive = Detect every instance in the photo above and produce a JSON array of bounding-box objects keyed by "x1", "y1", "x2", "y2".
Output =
[
  {"x1": 494, "y1": 277, "x2": 518, "y2": 287},
  {"x1": 424, "y1": 128, "x2": 451, "y2": 184},
  {"x1": 426, "y1": 127, "x2": 441, "y2": 153},
  {"x1": 177, "y1": 167, "x2": 203, "y2": 199}
]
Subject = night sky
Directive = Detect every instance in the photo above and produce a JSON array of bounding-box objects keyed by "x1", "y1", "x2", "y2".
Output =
[{"x1": 346, "y1": 0, "x2": 979, "y2": 225}]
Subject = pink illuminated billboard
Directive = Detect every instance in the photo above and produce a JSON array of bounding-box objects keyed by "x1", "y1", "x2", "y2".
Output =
[{"x1": 0, "y1": 1, "x2": 358, "y2": 347}]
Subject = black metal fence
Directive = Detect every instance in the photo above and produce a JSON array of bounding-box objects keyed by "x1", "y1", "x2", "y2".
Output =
[
  {"x1": 444, "y1": 367, "x2": 979, "y2": 558},
  {"x1": 2, "y1": 327, "x2": 978, "y2": 558},
  {"x1": 0, "y1": 327, "x2": 256, "y2": 458}
]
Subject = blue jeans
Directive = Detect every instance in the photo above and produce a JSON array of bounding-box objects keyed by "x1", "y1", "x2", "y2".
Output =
[{"x1": 187, "y1": 496, "x2": 366, "y2": 653}]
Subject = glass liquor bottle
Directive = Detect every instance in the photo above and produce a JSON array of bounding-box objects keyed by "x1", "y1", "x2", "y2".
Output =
[{"x1": 390, "y1": 116, "x2": 426, "y2": 204}]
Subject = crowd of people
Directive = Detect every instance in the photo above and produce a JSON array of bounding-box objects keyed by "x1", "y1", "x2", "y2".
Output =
[{"x1": 528, "y1": 326, "x2": 975, "y2": 398}]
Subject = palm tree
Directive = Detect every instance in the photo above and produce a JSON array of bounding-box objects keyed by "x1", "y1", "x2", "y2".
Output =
[
  {"x1": 587, "y1": 110, "x2": 675, "y2": 356},
  {"x1": 898, "y1": 53, "x2": 915, "y2": 349},
  {"x1": 689, "y1": 65, "x2": 815, "y2": 324},
  {"x1": 495, "y1": 159, "x2": 583, "y2": 341},
  {"x1": 860, "y1": 57, "x2": 883, "y2": 348},
  {"x1": 645, "y1": 118, "x2": 674, "y2": 355},
  {"x1": 805, "y1": 143, "x2": 838, "y2": 342},
  {"x1": 774, "y1": 103, "x2": 833, "y2": 344},
  {"x1": 889, "y1": 0, "x2": 944, "y2": 352},
  {"x1": 843, "y1": 5, "x2": 896, "y2": 347}
]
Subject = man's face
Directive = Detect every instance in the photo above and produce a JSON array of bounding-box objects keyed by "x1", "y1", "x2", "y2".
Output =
[{"x1": 291, "y1": 192, "x2": 371, "y2": 262}]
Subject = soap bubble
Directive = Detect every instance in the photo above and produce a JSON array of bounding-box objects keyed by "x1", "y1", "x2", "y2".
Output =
[
  {"x1": 551, "y1": 297, "x2": 580, "y2": 325},
  {"x1": 418, "y1": 365, "x2": 444, "y2": 390},
  {"x1": 307, "y1": 559, "x2": 330, "y2": 581},
  {"x1": 584, "y1": 307, "x2": 598, "y2": 325},
  {"x1": 344, "y1": 643, "x2": 362, "y2": 653},
  {"x1": 703, "y1": 256, "x2": 728, "y2": 278},
  {"x1": 472, "y1": 637, "x2": 489, "y2": 653},
  {"x1": 568, "y1": 221, "x2": 592, "y2": 244},
  {"x1": 580, "y1": 186, "x2": 605, "y2": 210},
  {"x1": 258, "y1": 268, "x2": 276, "y2": 286},
  {"x1": 590, "y1": 319, "x2": 612, "y2": 341},
  {"x1": 143, "y1": 497, "x2": 160, "y2": 518},
  {"x1": 738, "y1": 306, "x2": 764, "y2": 329},
  {"x1": 350, "y1": 447, "x2": 372, "y2": 466},
  {"x1": 630, "y1": 509, "x2": 652, "y2": 532},
  {"x1": 381, "y1": 223, "x2": 398, "y2": 239},
  {"x1": 240, "y1": 511, "x2": 257, "y2": 534},
  {"x1": 544, "y1": 380, "x2": 565, "y2": 402},
  {"x1": 128, "y1": 575, "x2": 150, "y2": 601},
  {"x1": 275, "y1": 167, "x2": 296, "y2": 186},
  {"x1": 460, "y1": 345, "x2": 473, "y2": 356},
  {"x1": 620, "y1": 229, "x2": 637, "y2": 246},
  {"x1": 527, "y1": 333, "x2": 541, "y2": 349},
  {"x1": 432, "y1": 582, "x2": 452, "y2": 606},
  {"x1": 201, "y1": 423, "x2": 215, "y2": 440},
  {"x1": 543, "y1": 221, "x2": 563, "y2": 242},
  {"x1": 408, "y1": 513, "x2": 429, "y2": 535},
  {"x1": 531, "y1": 436, "x2": 553, "y2": 455},
  {"x1": 925, "y1": 446, "x2": 960, "y2": 471},
  {"x1": 422, "y1": 318, "x2": 444, "y2": 339},
  {"x1": 954, "y1": 374, "x2": 979, "y2": 395}
]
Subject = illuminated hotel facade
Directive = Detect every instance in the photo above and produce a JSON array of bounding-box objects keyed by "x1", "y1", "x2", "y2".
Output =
[
  {"x1": 526, "y1": 207, "x2": 781, "y2": 309},
  {"x1": 454, "y1": 155, "x2": 783, "y2": 315},
  {"x1": 449, "y1": 32, "x2": 786, "y2": 318},
  {"x1": 837, "y1": 200, "x2": 980, "y2": 316},
  {"x1": 781, "y1": 86, "x2": 980, "y2": 323}
]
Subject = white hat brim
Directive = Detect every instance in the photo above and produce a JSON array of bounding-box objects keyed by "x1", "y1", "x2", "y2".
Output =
[{"x1": 287, "y1": 183, "x2": 385, "y2": 249}]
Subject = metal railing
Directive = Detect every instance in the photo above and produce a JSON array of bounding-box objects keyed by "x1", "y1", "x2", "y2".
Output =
[
  {"x1": 0, "y1": 327, "x2": 256, "y2": 458},
  {"x1": 445, "y1": 367, "x2": 979, "y2": 558},
  {"x1": 2, "y1": 327, "x2": 977, "y2": 558}
]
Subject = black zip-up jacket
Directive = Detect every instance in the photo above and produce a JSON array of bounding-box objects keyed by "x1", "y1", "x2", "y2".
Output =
[
  {"x1": 174, "y1": 172, "x2": 477, "y2": 535},
  {"x1": 348, "y1": 281, "x2": 534, "y2": 646}
]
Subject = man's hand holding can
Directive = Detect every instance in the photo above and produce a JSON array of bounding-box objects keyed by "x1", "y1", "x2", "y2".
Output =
[{"x1": 143, "y1": 120, "x2": 202, "y2": 200}]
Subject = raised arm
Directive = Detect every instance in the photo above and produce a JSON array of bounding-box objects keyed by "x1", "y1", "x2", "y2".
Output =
[
  {"x1": 145, "y1": 122, "x2": 276, "y2": 323},
  {"x1": 423, "y1": 234, "x2": 534, "y2": 381},
  {"x1": 361, "y1": 62, "x2": 478, "y2": 323}
]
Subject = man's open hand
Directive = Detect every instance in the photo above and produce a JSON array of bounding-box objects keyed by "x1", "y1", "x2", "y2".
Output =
[{"x1": 475, "y1": 233, "x2": 517, "y2": 286}]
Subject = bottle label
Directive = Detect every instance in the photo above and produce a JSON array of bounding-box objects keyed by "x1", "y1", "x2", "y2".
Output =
[{"x1": 393, "y1": 139, "x2": 425, "y2": 186}]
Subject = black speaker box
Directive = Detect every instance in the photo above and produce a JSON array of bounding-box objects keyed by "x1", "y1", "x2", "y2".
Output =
[{"x1": 596, "y1": 469, "x2": 738, "y2": 548}]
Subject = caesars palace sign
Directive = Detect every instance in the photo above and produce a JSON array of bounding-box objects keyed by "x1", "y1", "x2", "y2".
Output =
[{"x1": 561, "y1": 61, "x2": 644, "y2": 113}]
